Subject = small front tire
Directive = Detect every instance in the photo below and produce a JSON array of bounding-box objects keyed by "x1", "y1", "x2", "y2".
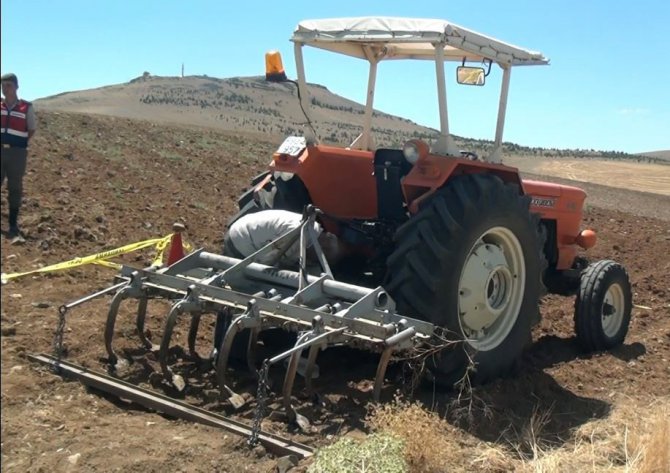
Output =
[{"x1": 574, "y1": 260, "x2": 632, "y2": 351}]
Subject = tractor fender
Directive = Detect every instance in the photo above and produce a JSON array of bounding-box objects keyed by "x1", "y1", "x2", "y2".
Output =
[{"x1": 401, "y1": 156, "x2": 523, "y2": 214}]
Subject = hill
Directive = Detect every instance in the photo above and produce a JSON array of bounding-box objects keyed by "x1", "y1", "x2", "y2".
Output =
[
  {"x1": 36, "y1": 74, "x2": 665, "y2": 165},
  {"x1": 35, "y1": 74, "x2": 438, "y2": 149},
  {"x1": 639, "y1": 149, "x2": 670, "y2": 162}
]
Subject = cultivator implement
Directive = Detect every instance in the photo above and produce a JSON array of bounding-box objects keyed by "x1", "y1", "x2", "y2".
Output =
[{"x1": 102, "y1": 207, "x2": 435, "y2": 420}]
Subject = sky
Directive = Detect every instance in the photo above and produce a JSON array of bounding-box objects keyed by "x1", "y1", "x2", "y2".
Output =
[{"x1": 2, "y1": 0, "x2": 669, "y2": 154}]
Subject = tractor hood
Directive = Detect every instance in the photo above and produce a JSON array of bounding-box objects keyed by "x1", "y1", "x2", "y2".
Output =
[{"x1": 292, "y1": 17, "x2": 549, "y2": 66}]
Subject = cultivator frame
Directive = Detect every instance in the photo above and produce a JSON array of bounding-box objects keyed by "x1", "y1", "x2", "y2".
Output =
[{"x1": 102, "y1": 207, "x2": 435, "y2": 420}]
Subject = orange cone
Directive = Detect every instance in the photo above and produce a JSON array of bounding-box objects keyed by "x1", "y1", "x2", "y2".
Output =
[{"x1": 167, "y1": 222, "x2": 186, "y2": 265}]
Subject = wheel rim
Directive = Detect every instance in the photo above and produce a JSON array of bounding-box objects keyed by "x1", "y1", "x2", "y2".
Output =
[
  {"x1": 602, "y1": 283, "x2": 626, "y2": 338},
  {"x1": 458, "y1": 226, "x2": 526, "y2": 351}
]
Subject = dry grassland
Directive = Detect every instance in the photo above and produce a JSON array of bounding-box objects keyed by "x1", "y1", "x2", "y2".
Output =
[{"x1": 506, "y1": 156, "x2": 670, "y2": 196}]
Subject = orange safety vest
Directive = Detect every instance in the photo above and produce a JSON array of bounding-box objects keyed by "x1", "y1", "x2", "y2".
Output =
[{"x1": 1, "y1": 100, "x2": 31, "y2": 148}]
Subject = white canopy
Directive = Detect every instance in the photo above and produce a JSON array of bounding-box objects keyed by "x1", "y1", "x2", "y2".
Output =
[{"x1": 292, "y1": 17, "x2": 549, "y2": 66}]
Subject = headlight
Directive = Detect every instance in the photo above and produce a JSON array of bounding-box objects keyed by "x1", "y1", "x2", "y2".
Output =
[
  {"x1": 403, "y1": 142, "x2": 420, "y2": 164},
  {"x1": 402, "y1": 140, "x2": 429, "y2": 164}
]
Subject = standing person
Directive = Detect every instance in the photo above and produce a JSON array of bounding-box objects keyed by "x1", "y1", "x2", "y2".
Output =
[{"x1": 1, "y1": 73, "x2": 37, "y2": 239}]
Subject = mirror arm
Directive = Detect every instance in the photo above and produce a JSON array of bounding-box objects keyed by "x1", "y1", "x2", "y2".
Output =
[
  {"x1": 484, "y1": 59, "x2": 493, "y2": 77},
  {"x1": 462, "y1": 57, "x2": 493, "y2": 77}
]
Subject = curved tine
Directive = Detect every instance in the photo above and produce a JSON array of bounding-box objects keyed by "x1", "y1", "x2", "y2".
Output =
[
  {"x1": 104, "y1": 287, "x2": 130, "y2": 368},
  {"x1": 246, "y1": 326, "x2": 260, "y2": 377},
  {"x1": 159, "y1": 301, "x2": 185, "y2": 384},
  {"x1": 211, "y1": 308, "x2": 232, "y2": 360},
  {"x1": 303, "y1": 344, "x2": 320, "y2": 396},
  {"x1": 187, "y1": 312, "x2": 203, "y2": 362},
  {"x1": 373, "y1": 346, "x2": 395, "y2": 402},
  {"x1": 282, "y1": 332, "x2": 310, "y2": 423},
  {"x1": 215, "y1": 316, "x2": 243, "y2": 394},
  {"x1": 135, "y1": 295, "x2": 154, "y2": 350}
]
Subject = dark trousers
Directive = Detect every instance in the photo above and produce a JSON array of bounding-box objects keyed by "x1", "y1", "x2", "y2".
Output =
[{"x1": 1, "y1": 147, "x2": 28, "y2": 226}]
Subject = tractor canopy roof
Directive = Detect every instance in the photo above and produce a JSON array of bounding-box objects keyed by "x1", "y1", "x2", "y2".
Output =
[{"x1": 292, "y1": 17, "x2": 549, "y2": 66}]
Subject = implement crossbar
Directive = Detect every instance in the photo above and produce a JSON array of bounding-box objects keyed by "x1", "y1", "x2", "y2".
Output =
[
  {"x1": 197, "y1": 251, "x2": 374, "y2": 302},
  {"x1": 119, "y1": 266, "x2": 434, "y2": 341}
]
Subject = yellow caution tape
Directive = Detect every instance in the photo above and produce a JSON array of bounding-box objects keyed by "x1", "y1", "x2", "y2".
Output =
[
  {"x1": 151, "y1": 236, "x2": 193, "y2": 267},
  {"x1": 152, "y1": 236, "x2": 171, "y2": 267},
  {"x1": 93, "y1": 260, "x2": 123, "y2": 270},
  {"x1": 1, "y1": 232, "x2": 190, "y2": 284}
]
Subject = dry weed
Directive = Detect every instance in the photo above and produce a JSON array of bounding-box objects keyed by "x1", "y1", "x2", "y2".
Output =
[
  {"x1": 627, "y1": 401, "x2": 670, "y2": 473},
  {"x1": 363, "y1": 393, "x2": 669, "y2": 473},
  {"x1": 446, "y1": 363, "x2": 493, "y2": 430},
  {"x1": 515, "y1": 396, "x2": 670, "y2": 472},
  {"x1": 365, "y1": 395, "x2": 508, "y2": 472}
]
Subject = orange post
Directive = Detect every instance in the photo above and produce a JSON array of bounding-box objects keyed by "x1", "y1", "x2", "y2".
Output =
[{"x1": 166, "y1": 222, "x2": 186, "y2": 265}]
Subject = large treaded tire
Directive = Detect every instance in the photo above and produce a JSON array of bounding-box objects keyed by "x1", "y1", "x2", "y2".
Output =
[
  {"x1": 574, "y1": 260, "x2": 632, "y2": 351},
  {"x1": 385, "y1": 174, "x2": 545, "y2": 387}
]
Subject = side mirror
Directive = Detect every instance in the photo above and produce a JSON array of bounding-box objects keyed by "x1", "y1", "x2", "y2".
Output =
[
  {"x1": 265, "y1": 51, "x2": 287, "y2": 82},
  {"x1": 456, "y1": 66, "x2": 485, "y2": 86}
]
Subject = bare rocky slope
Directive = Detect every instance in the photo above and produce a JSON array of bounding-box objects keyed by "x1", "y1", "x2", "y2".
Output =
[
  {"x1": 35, "y1": 74, "x2": 664, "y2": 164},
  {"x1": 640, "y1": 150, "x2": 670, "y2": 162},
  {"x1": 35, "y1": 75, "x2": 438, "y2": 150}
]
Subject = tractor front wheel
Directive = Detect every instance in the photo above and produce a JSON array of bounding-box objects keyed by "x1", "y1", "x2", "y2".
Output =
[
  {"x1": 385, "y1": 174, "x2": 545, "y2": 387},
  {"x1": 574, "y1": 260, "x2": 632, "y2": 351}
]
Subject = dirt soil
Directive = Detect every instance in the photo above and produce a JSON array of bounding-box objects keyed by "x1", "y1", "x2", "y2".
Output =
[{"x1": 2, "y1": 112, "x2": 669, "y2": 472}]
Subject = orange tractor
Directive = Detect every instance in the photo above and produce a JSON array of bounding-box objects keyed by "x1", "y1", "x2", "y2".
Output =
[
  {"x1": 230, "y1": 17, "x2": 634, "y2": 386},
  {"x1": 38, "y1": 18, "x2": 636, "y2": 446},
  {"x1": 91, "y1": 19, "x2": 633, "y2": 420}
]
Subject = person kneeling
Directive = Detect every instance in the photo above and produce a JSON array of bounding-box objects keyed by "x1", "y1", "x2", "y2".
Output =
[
  {"x1": 223, "y1": 209, "x2": 346, "y2": 268},
  {"x1": 213, "y1": 209, "x2": 349, "y2": 356}
]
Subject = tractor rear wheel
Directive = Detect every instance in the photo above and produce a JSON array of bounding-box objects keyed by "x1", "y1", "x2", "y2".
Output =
[
  {"x1": 574, "y1": 260, "x2": 632, "y2": 351},
  {"x1": 385, "y1": 174, "x2": 545, "y2": 387}
]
